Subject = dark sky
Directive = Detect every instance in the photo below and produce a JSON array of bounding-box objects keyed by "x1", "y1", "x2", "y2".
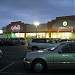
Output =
[{"x1": 0, "y1": 0, "x2": 74, "y2": 27}]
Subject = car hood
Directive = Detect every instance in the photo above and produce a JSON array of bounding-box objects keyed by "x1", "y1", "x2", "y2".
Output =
[
  {"x1": 26, "y1": 49, "x2": 54, "y2": 57},
  {"x1": 25, "y1": 49, "x2": 54, "y2": 61},
  {"x1": 29, "y1": 49, "x2": 53, "y2": 53},
  {"x1": 31, "y1": 50, "x2": 46, "y2": 53}
]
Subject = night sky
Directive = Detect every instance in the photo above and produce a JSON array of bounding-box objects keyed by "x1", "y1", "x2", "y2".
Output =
[{"x1": 0, "y1": 0, "x2": 74, "y2": 27}]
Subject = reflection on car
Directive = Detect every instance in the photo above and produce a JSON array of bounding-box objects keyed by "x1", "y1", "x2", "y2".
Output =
[
  {"x1": 0, "y1": 49, "x2": 3, "y2": 59},
  {"x1": 23, "y1": 41, "x2": 75, "y2": 72}
]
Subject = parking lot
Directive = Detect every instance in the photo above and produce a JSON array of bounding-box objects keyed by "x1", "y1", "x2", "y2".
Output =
[
  {"x1": 0, "y1": 45, "x2": 30, "y2": 75},
  {"x1": 0, "y1": 45, "x2": 75, "y2": 75}
]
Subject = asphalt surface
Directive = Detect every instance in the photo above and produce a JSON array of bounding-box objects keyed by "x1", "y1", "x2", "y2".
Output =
[{"x1": 0, "y1": 45, "x2": 75, "y2": 75}]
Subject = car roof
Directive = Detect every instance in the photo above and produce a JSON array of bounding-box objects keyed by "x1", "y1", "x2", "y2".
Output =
[{"x1": 61, "y1": 41, "x2": 75, "y2": 44}]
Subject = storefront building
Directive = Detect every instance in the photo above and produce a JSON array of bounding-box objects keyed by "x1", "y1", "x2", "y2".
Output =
[
  {"x1": 2, "y1": 15, "x2": 75, "y2": 40},
  {"x1": 4, "y1": 21, "x2": 27, "y2": 38},
  {"x1": 48, "y1": 15, "x2": 75, "y2": 39}
]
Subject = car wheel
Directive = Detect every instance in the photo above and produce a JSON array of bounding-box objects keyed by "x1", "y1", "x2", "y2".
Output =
[
  {"x1": 32, "y1": 47, "x2": 38, "y2": 51},
  {"x1": 32, "y1": 60, "x2": 47, "y2": 72}
]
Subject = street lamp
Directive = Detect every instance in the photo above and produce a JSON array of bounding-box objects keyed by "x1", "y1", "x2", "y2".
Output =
[{"x1": 34, "y1": 22, "x2": 40, "y2": 38}]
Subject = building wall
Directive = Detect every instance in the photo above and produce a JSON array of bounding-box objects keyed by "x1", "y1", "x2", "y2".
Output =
[
  {"x1": 47, "y1": 16, "x2": 75, "y2": 39},
  {"x1": 7, "y1": 21, "x2": 26, "y2": 33},
  {"x1": 52, "y1": 20, "x2": 75, "y2": 31},
  {"x1": 26, "y1": 23, "x2": 47, "y2": 32}
]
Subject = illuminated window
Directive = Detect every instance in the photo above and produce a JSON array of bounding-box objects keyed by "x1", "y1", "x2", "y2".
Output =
[
  {"x1": 37, "y1": 33, "x2": 45, "y2": 38},
  {"x1": 26, "y1": 33, "x2": 46, "y2": 38},
  {"x1": 51, "y1": 32, "x2": 72, "y2": 39},
  {"x1": 0, "y1": 30, "x2": 3, "y2": 34},
  {"x1": 46, "y1": 33, "x2": 49, "y2": 38},
  {"x1": 20, "y1": 33, "x2": 25, "y2": 37},
  {"x1": 51, "y1": 33, "x2": 60, "y2": 38},
  {"x1": 15, "y1": 33, "x2": 25, "y2": 38}
]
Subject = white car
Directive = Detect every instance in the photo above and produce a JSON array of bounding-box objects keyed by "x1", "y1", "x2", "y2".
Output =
[{"x1": 28, "y1": 38, "x2": 59, "y2": 51}]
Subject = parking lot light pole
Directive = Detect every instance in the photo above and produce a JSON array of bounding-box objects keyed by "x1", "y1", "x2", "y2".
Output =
[{"x1": 34, "y1": 22, "x2": 40, "y2": 38}]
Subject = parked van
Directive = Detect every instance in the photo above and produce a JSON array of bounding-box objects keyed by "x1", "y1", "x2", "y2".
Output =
[{"x1": 28, "y1": 38, "x2": 59, "y2": 51}]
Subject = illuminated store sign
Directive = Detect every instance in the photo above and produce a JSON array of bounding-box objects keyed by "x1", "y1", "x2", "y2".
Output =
[
  {"x1": 59, "y1": 26, "x2": 73, "y2": 29},
  {"x1": 0, "y1": 30, "x2": 3, "y2": 34},
  {"x1": 63, "y1": 21, "x2": 68, "y2": 26},
  {"x1": 11, "y1": 25, "x2": 20, "y2": 31}
]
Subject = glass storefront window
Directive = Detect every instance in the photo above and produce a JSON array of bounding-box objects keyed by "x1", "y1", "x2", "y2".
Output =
[
  {"x1": 51, "y1": 33, "x2": 60, "y2": 38},
  {"x1": 46, "y1": 33, "x2": 49, "y2": 38},
  {"x1": 51, "y1": 32, "x2": 73, "y2": 39},
  {"x1": 37, "y1": 33, "x2": 45, "y2": 38},
  {"x1": 26, "y1": 33, "x2": 36, "y2": 38},
  {"x1": 15, "y1": 33, "x2": 25, "y2": 38},
  {"x1": 9, "y1": 33, "x2": 25, "y2": 38},
  {"x1": 26, "y1": 33, "x2": 46, "y2": 38}
]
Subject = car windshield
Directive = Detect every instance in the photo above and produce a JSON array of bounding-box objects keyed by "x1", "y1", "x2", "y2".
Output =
[{"x1": 50, "y1": 42, "x2": 66, "y2": 51}]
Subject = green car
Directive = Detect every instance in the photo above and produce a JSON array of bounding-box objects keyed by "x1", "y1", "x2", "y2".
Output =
[{"x1": 23, "y1": 41, "x2": 75, "y2": 72}]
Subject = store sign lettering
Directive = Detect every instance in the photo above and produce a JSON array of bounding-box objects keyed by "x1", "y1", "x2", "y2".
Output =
[
  {"x1": 11, "y1": 25, "x2": 20, "y2": 31},
  {"x1": 59, "y1": 26, "x2": 73, "y2": 29}
]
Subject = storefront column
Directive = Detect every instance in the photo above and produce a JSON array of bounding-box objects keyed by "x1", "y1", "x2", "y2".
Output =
[
  {"x1": 24, "y1": 33, "x2": 26, "y2": 38},
  {"x1": 45, "y1": 33, "x2": 46, "y2": 38},
  {"x1": 7, "y1": 32, "x2": 8, "y2": 38},
  {"x1": 49, "y1": 31, "x2": 51, "y2": 38}
]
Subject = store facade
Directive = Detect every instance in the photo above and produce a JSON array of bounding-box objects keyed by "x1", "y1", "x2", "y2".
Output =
[
  {"x1": 3, "y1": 21, "x2": 49, "y2": 39},
  {"x1": 48, "y1": 15, "x2": 75, "y2": 39},
  {"x1": 25, "y1": 23, "x2": 49, "y2": 39},
  {"x1": 2, "y1": 15, "x2": 75, "y2": 40},
  {"x1": 5, "y1": 21, "x2": 26, "y2": 38}
]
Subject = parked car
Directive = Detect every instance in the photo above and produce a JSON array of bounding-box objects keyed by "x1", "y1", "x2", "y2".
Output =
[
  {"x1": 9, "y1": 38, "x2": 27, "y2": 45},
  {"x1": 28, "y1": 38, "x2": 59, "y2": 51},
  {"x1": 57, "y1": 39, "x2": 72, "y2": 43},
  {"x1": 0, "y1": 38, "x2": 27, "y2": 46},
  {"x1": 19, "y1": 38, "x2": 27, "y2": 45},
  {"x1": 0, "y1": 49, "x2": 3, "y2": 59},
  {"x1": 0, "y1": 38, "x2": 4, "y2": 46},
  {"x1": 2, "y1": 38, "x2": 13, "y2": 45},
  {"x1": 23, "y1": 41, "x2": 75, "y2": 72}
]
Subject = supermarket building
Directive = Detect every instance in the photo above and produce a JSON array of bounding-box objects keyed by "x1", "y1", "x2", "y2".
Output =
[{"x1": 1, "y1": 15, "x2": 75, "y2": 40}]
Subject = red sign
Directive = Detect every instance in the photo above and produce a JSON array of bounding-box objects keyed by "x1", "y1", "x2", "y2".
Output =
[{"x1": 11, "y1": 25, "x2": 20, "y2": 31}]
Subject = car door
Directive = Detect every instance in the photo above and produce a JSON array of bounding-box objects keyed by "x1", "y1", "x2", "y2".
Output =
[
  {"x1": 41, "y1": 39, "x2": 57, "y2": 49},
  {"x1": 45, "y1": 39, "x2": 55, "y2": 48},
  {"x1": 54, "y1": 43, "x2": 75, "y2": 69},
  {"x1": 36, "y1": 39, "x2": 47, "y2": 49}
]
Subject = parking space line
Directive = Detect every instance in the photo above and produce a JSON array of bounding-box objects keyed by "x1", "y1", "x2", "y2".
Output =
[
  {"x1": 0, "y1": 62, "x2": 15, "y2": 72},
  {"x1": 0, "y1": 72, "x2": 31, "y2": 75}
]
